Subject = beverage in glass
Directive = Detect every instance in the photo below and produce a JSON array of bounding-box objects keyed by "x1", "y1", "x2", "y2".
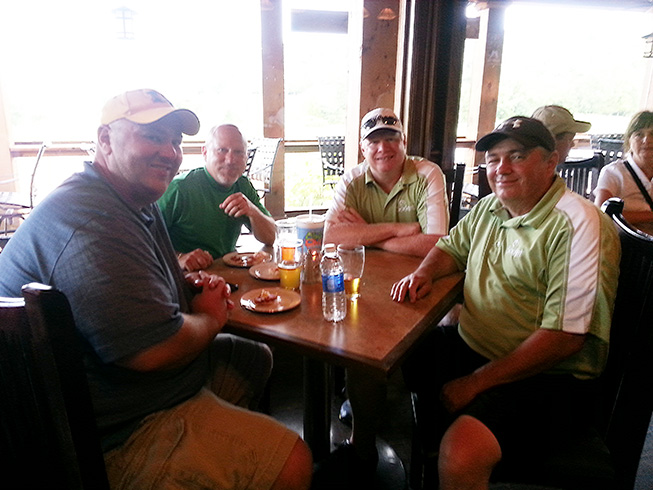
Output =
[
  {"x1": 278, "y1": 238, "x2": 303, "y2": 290},
  {"x1": 279, "y1": 260, "x2": 302, "y2": 290},
  {"x1": 274, "y1": 218, "x2": 296, "y2": 263},
  {"x1": 337, "y1": 244, "x2": 365, "y2": 300}
]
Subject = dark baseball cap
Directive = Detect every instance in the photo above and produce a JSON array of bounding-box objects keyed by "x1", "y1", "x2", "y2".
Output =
[{"x1": 476, "y1": 116, "x2": 555, "y2": 153}]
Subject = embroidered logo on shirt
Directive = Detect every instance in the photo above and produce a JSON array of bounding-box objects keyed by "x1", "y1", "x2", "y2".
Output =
[
  {"x1": 398, "y1": 199, "x2": 415, "y2": 213},
  {"x1": 506, "y1": 239, "x2": 523, "y2": 258}
]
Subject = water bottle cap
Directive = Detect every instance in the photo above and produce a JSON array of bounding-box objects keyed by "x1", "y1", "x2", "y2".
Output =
[{"x1": 323, "y1": 243, "x2": 336, "y2": 255}]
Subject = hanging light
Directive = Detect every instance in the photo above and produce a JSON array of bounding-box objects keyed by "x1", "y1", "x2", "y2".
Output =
[{"x1": 377, "y1": 8, "x2": 397, "y2": 21}]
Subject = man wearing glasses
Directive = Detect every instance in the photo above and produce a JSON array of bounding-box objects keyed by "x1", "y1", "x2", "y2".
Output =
[
  {"x1": 392, "y1": 117, "x2": 619, "y2": 490},
  {"x1": 325, "y1": 107, "x2": 449, "y2": 258}
]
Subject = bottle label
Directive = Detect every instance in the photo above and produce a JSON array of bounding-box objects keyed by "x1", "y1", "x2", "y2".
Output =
[{"x1": 322, "y1": 273, "x2": 345, "y2": 293}]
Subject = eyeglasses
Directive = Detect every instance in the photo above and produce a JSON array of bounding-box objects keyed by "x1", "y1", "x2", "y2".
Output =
[{"x1": 362, "y1": 115, "x2": 399, "y2": 130}]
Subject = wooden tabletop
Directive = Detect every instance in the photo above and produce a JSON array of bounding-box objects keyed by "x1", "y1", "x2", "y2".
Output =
[{"x1": 208, "y1": 248, "x2": 464, "y2": 379}]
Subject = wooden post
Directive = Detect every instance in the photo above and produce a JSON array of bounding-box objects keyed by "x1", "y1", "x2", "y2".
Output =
[
  {"x1": 0, "y1": 84, "x2": 14, "y2": 192},
  {"x1": 470, "y1": 4, "x2": 506, "y2": 166},
  {"x1": 260, "y1": 0, "x2": 285, "y2": 217},
  {"x1": 346, "y1": 0, "x2": 401, "y2": 171}
]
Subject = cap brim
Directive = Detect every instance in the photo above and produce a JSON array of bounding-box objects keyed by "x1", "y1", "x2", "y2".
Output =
[
  {"x1": 476, "y1": 132, "x2": 549, "y2": 152},
  {"x1": 570, "y1": 120, "x2": 591, "y2": 133},
  {"x1": 125, "y1": 108, "x2": 200, "y2": 136}
]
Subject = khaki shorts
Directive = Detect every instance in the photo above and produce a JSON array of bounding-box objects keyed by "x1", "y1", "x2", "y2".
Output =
[{"x1": 104, "y1": 388, "x2": 299, "y2": 490}]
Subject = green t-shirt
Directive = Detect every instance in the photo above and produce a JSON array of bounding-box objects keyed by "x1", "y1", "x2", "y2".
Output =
[
  {"x1": 158, "y1": 167, "x2": 271, "y2": 259},
  {"x1": 437, "y1": 177, "x2": 620, "y2": 379}
]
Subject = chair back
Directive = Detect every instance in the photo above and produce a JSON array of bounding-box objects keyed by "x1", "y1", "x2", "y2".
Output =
[
  {"x1": 0, "y1": 283, "x2": 109, "y2": 489},
  {"x1": 318, "y1": 136, "x2": 345, "y2": 188},
  {"x1": 556, "y1": 152, "x2": 605, "y2": 200},
  {"x1": 448, "y1": 163, "x2": 466, "y2": 229},
  {"x1": 244, "y1": 147, "x2": 257, "y2": 176},
  {"x1": 591, "y1": 134, "x2": 624, "y2": 164},
  {"x1": 600, "y1": 198, "x2": 653, "y2": 489},
  {"x1": 248, "y1": 138, "x2": 281, "y2": 198}
]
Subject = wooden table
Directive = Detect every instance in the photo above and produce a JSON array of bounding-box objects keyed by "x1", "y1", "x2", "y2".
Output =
[{"x1": 208, "y1": 249, "x2": 464, "y2": 459}]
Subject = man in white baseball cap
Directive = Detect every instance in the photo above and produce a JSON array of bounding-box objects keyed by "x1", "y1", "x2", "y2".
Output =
[
  {"x1": 0, "y1": 89, "x2": 313, "y2": 490},
  {"x1": 532, "y1": 105, "x2": 591, "y2": 164}
]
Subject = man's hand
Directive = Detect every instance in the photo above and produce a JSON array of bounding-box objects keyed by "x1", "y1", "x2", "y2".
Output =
[
  {"x1": 220, "y1": 192, "x2": 256, "y2": 218},
  {"x1": 391, "y1": 270, "x2": 433, "y2": 303},
  {"x1": 440, "y1": 374, "x2": 482, "y2": 413},
  {"x1": 186, "y1": 271, "x2": 235, "y2": 327},
  {"x1": 178, "y1": 249, "x2": 214, "y2": 272}
]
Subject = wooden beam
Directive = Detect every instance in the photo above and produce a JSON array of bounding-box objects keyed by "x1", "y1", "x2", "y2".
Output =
[
  {"x1": 0, "y1": 85, "x2": 14, "y2": 192},
  {"x1": 260, "y1": 0, "x2": 285, "y2": 217},
  {"x1": 401, "y1": 0, "x2": 467, "y2": 171},
  {"x1": 346, "y1": 0, "x2": 402, "y2": 171},
  {"x1": 471, "y1": 5, "x2": 506, "y2": 165}
]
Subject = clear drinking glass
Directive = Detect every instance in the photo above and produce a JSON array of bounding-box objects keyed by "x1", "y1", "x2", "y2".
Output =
[
  {"x1": 278, "y1": 238, "x2": 303, "y2": 291},
  {"x1": 337, "y1": 244, "x2": 365, "y2": 300}
]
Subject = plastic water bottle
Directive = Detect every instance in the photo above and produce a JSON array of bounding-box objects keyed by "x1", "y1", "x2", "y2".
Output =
[{"x1": 320, "y1": 243, "x2": 347, "y2": 322}]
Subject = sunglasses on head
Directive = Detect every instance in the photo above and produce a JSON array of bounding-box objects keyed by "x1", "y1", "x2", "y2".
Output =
[{"x1": 362, "y1": 115, "x2": 399, "y2": 130}]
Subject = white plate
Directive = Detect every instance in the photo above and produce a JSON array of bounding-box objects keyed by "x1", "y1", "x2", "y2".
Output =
[
  {"x1": 240, "y1": 287, "x2": 301, "y2": 313},
  {"x1": 223, "y1": 251, "x2": 272, "y2": 268},
  {"x1": 249, "y1": 262, "x2": 280, "y2": 281}
]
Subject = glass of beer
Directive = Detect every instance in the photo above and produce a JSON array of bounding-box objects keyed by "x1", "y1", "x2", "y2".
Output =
[
  {"x1": 337, "y1": 244, "x2": 365, "y2": 300},
  {"x1": 279, "y1": 238, "x2": 303, "y2": 291}
]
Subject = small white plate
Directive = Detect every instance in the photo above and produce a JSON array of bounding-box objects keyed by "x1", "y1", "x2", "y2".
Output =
[
  {"x1": 223, "y1": 251, "x2": 272, "y2": 268},
  {"x1": 249, "y1": 262, "x2": 280, "y2": 281},
  {"x1": 240, "y1": 287, "x2": 301, "y2": 314}
]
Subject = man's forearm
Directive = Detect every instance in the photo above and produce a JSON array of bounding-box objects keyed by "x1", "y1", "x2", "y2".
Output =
[
  {"x1": 249, "y1": 211, "x2": 276, "y2": 245},
  {"x1": 324, "y1": 222, "x2": 419, "y2": 246},
  {"x1": 470, "y1": 329, "x2": 586, "y2": 392},
  {"x1": 119, "y1": 312, "x2": 222, "y2": 372},
  {"x1": 377, "y1": 234, "x2": 441, "y2": 258}
]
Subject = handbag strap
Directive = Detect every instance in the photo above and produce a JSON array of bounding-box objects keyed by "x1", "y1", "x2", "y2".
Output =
[{"x1": 623, "y1": 160, "x2": 653, "y2": 212}]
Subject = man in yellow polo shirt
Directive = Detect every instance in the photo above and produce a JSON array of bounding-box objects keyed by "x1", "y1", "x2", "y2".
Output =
[{"x1": 392, "y1": 116, "x2": 620, "y2": 490}]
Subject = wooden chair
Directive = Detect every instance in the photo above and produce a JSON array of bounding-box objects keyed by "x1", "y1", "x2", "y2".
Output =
[
  {"x1": 317, "y1": 136, "x2": 345, "y2": 188},
  {"x1": 556, "y1": 152, "x2": 605, "y2": 200},
  {"x1": 409, "y1": 198, "x2": 653, "y2": 490},
  {"x1": 0, "y1": 283, "x2": 109, "y2": 489}
]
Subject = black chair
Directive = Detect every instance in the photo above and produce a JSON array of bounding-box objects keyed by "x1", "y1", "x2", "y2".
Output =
[
  {"x1": 556, "y1": 152, "x2": 605, "y2": 200},
  {"x1": 409, "y1": 198, "x2": 653, "y2": 490},
  {"x1": 448, "y1": 163, "x2": 466, "y2": 229},
  {"x1": 243, "y1": 147, "x2": 257, "y2": 176},
  {"x1": 0, "y1": 142, "x2": 47, "y2": 238},
  {"x1": 317, "y1": 136, "x2": 345, "y2": 188},
  {"x1": 248, "y1": 138, "x2": 281, "y2": 199},
  {"x1": 591, "y1": 134, "x2": 624, "y2": 164},
  {"x1": 0, "y1": 283, "x2": 109, "y2": 489}
]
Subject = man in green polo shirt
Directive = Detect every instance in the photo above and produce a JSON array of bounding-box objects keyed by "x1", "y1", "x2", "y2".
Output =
[
  {"x1": 392, "y1": 116, "x2": 620, "y2": 490},
  {"x1": 317, "y1": 109, "x2": 450, "y2": 484},
  {"x1": 158, "y1": 124, "x2": 275, "y2": 271},
  {"x1": 324, "y1": 107, "x2": 449, "y2": 258}
]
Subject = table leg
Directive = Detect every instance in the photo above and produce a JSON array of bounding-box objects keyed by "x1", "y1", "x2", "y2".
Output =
[{"x1": 303, "y1": 357, "x2": 332, "y2": 461}]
